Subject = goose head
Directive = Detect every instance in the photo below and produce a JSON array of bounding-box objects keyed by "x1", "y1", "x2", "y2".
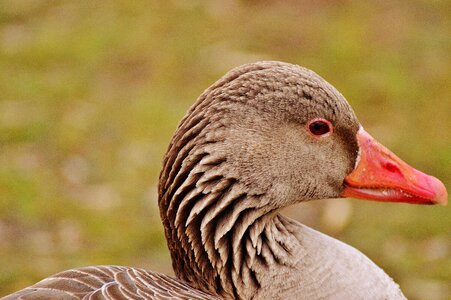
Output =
[
  {"x1": 161, "y1": 61, "x2": 446, "y2": 209},
  {"x1": 158, "y1": 61, "x2": 447, "y2": 298}
]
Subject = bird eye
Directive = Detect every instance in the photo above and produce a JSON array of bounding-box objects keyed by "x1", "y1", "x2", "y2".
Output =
[{"x1": 307, "y1": 119, "x2": 333, "y2": 137}]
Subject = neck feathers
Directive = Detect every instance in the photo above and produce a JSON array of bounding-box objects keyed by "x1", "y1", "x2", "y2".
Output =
[{"x1": 158, "y1": 104, "x2": 300, "y2": 298}]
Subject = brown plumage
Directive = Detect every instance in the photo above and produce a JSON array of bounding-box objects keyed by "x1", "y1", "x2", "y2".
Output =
[
  {"x1": 3, "y1": 61, "x2": 447, "y2": 300},
  {"x1": 2, "y1": 266, "x2": 218, "y2": 299}
]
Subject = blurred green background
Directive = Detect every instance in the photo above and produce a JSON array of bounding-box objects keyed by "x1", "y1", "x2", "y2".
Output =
[{"x1": 0, "y1": 1, "x2": 450, "y2": 299}]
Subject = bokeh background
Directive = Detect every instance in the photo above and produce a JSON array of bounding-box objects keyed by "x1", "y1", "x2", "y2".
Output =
[{"x1": 0, "y1": 1, "x2": 450, "y2": 299}]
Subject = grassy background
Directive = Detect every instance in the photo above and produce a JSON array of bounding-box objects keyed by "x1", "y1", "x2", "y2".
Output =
[{"x1": 0, "y1": 1, "x2": 450, "y2": 299}]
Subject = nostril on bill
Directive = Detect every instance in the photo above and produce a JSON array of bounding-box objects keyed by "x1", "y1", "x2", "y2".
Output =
[{"x1": 384, "y1": 162, "x2": 402, "y2": 176}]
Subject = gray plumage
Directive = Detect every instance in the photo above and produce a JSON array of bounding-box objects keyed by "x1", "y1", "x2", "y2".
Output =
[{"x1": 2, "y1": 61, "x2": 406, "y2": 300}]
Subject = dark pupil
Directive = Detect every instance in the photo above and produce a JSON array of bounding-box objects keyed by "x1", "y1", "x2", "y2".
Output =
[{"x1": 309, "y1": 121, "x2": 330, "y2": 135}]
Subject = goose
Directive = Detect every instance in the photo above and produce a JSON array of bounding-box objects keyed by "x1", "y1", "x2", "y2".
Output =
[{"x1": 2, "y1": 61, "x2": 447, "y2": 300}]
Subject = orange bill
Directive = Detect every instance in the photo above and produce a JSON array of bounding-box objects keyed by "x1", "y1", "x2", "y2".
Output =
[{"x1": 342, "y1": 128, "x2": 448, "y2": 205}]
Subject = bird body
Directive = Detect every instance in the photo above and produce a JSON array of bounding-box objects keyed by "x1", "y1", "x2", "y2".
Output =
[
  {"x1": 2, "y1": 222, "x2": 404, "y2": 300},
  {"x1": 2, "y1": 61, "x2": 447, "y2": 300}
]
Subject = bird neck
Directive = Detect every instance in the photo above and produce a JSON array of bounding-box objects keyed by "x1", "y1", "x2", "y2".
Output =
[{"x1": 159, "y1": 181, "x2": 302, "y2": 299}]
